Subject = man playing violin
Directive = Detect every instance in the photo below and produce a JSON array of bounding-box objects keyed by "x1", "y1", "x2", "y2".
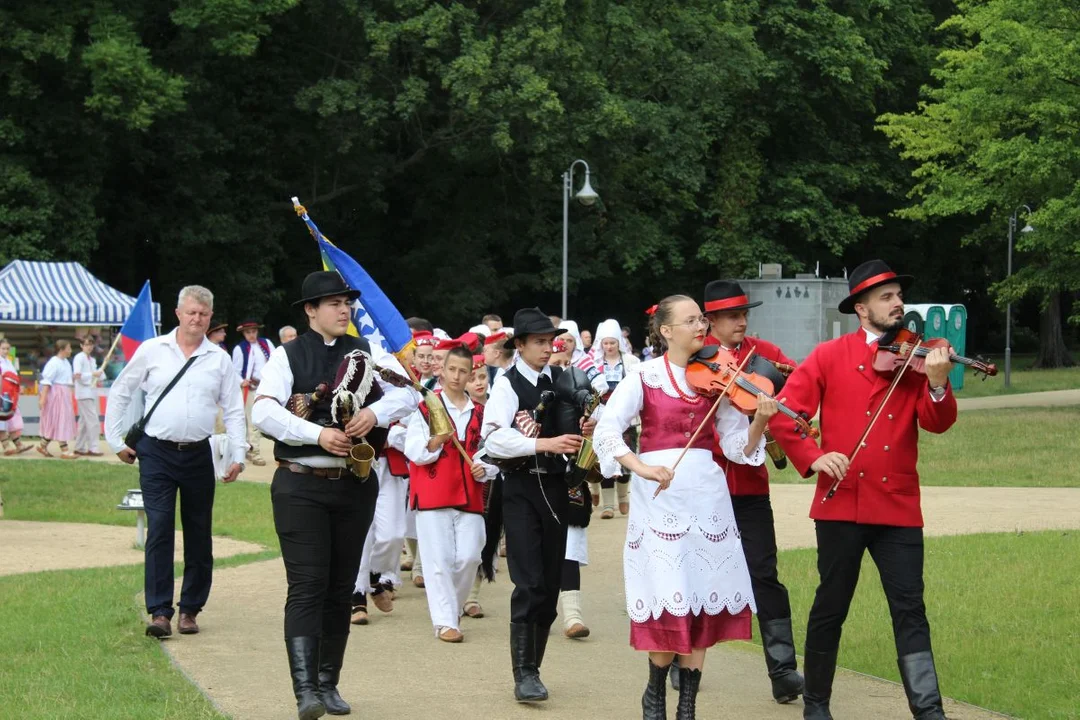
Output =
[
  {"x1": 701, "y1": 279, "x2": 805, "y2": 704},
  {"x1": 769, "y1": 260, "x2": 957, "y2": 720}
]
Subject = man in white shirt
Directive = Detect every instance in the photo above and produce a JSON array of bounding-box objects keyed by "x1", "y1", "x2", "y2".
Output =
[
  {"x1": 481, "y1": 307, "x2": 584, "y2": 703},
  {"x1": 105, "y1": 286, "x2": 247, "y2": 640},
  {"x1": 72, "y1": 336, "x2": 103, "y2": 455},
  {"x1": 232, "y1": 319, "x2": 275, "y2": 466},
  {"x1": 251, "y1": 271, "x2": 417, "y2": 719}
]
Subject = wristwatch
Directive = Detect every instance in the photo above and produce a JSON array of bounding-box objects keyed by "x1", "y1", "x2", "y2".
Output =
[{"x1": 929, "y1": 385, "x2": 947, "y2": 399}]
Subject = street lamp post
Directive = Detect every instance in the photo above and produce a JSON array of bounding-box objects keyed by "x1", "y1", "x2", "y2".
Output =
[
  {"x1": 562, "y1": 159, "x2": 599, "y2": 319},
  {"x1": 1005, "y1": 205, "x2": 1034, "y2": 388}
]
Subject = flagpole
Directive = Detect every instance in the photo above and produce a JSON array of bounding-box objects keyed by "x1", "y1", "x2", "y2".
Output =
[{"x1": 99, "y1": 331, "x2": 123, "y2": 368}]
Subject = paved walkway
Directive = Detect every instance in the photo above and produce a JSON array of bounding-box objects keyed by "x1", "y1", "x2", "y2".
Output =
[
  {"x1": 955, "y1": 388, "x2": 1080, "y2": 411},
  {"x1": 162, "y1": 484, "x2": 1080, "y2": 720},
  {"x1": 0, "y1": 519, "x2": 263, "y2": 577}
]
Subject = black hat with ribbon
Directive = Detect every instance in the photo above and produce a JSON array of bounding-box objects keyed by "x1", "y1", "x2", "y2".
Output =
[
  {"x1": 293, "y1": 270, "x2": 361, "y2": 307},
  {"x1": 703, "y1": 280, "x2": 763, "y2": 313},
  {"x1": 838, "y1": 260, "x2": 914, "y2": 315},
  {"x1": 207, "y1": 322, "x2": 228, "y2": 335},
  {"x1": 504, "y1": 307, "x2": 560, "y2": 349},
  {"x1": 235, "y1": 319, "x2": 263, "y2": 332}
]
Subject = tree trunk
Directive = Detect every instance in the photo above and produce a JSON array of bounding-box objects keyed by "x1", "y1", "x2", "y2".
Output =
[{"x1": 1033, "y1": 291, "x2": 1076, "y2": 368}]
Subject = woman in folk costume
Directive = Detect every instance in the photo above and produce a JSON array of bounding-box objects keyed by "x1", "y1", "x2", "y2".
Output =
[
  {"x1": 590, "y1": 318, "x2": 642, "y2": 518},
  {"x1": 72, "y1": 336, "x2": 104, "y2": 455},
  {"x1": 593, "y1": 295, "x2": 777, "y2": 719},
  {"x1": 403, "y1": 345, "x2": 497, "y2": 642},
  {"x1": 0, "y1": 338, "x2": 31, "y2": 456},
  {"x1": 37, "y1": 340, "x2": 77, "y2": 459},
  {"x1": 232, "y1": 319, "x2": 275, "y2": 466}
]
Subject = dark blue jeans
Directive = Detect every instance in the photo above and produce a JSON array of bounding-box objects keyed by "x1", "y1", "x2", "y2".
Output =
[{"x1": 137, "y1": 436, "x2": 216, "y2": 619}]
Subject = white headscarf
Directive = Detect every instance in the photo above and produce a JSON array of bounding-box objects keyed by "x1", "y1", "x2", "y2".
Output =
[
  {"x1": 558, "y1": 320, "x2": 586, "y2": 363},
  {"x1": 468, "y1": 324, "x2": 492, "y2": 338},
  {"x1": 592, "y1": 319, "x2": 622, "y2": 363}
]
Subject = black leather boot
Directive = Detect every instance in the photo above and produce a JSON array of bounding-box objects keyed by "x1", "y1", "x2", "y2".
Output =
[
  {"x1": 760, "y1": 618, "x2": 805, "y2": 703},
  {"x1": 510, "y1": 623, "x2": 548, "y2": 702},
  {"x1": 802, "y1": 648, "x2": 837, "y2": 720},
  {"x1": 318, "y1": 634, "x2": 351, "y2": 715},
  {"x1": 898, "y1": 651, "x2": 949, "y2": 720},
  {"x1": 535, "y1": 623, "x2": 551, "y2": 669},
  {"x1": 642, "y1": 659, "x2": 668, "y2": 720},
  {"x1": 674, "y1": 667, "x2": 701, "y2": 720},
  {"x1": 286, "y1": 636, "x2": 327, "y2": 720},
  {"x1": 668, "y1": 654, "x2": 681, "y2": 691}
]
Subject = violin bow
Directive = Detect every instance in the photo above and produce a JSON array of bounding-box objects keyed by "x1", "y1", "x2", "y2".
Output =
[
  {"x1": 653, "y1": 349, "x2": 756, "y2": 498},
  {"x1": 376, "y1": 365, "x2": 476, "y2": 468},
  {"x1": 822, "y1": 335, "x2": 924, "y2": 503}
]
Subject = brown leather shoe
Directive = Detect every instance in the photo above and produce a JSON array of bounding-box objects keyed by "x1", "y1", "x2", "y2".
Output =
[
  {"x1": 463, "y1": 602, "x2": 484, "y2": 619},
  {"x1": 177, "y1": 613, "x2": 199, "y2": 635},
  {"x1": 413, "y1": 574, "x2": 425, "y2": 589},
  {"x1": 565, "y1": 622, "x2": 591, "y2": 639},
  {"x1": 146, "y1": 615, "x2": 172, "y2": 638},
  {"x1": 371, "y1": 591, "x2": 394, "y2": 613},
  {"x1": 438, "y1": 627, "x2": 464, "y2": 643},
  {"x1": 350, "y1": 605, "x2": 369, "y2": 625}
]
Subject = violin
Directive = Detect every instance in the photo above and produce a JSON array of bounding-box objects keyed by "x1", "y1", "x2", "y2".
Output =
[
  {"x1": 875, "y1": 328, "x2": 997, "y2": 378},
  {"x1": 686, "y1": 346, "x2": 819, "y2": 440}
]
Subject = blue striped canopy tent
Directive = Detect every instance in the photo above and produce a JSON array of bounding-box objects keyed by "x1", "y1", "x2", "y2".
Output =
[{"x1": 0, "y1": 260, "x2": 161, "y2": 326}]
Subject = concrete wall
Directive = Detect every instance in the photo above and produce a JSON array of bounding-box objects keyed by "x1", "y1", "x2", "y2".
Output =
[{"x1": 740, "y1": 279, "x2": 859, "y2": 361}]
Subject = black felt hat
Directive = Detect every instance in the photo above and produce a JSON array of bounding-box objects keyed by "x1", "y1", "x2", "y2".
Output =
[
  {"x1": 293, "y1": 271, "x2": 360, "y2": 307},
  {"x1": 235, "y1": 319, "x2": 263, "y2": 331},
  {"x1": 703, "y1": 280, "x2": 762, "y2": 313},
  {"x1": 504, "y1": 307, "x2": 560, "y2": 349},
  {"x1": 206, "y1": 322, "x2": 228, "y2": 335},
  {"x1": 838, "y1": 260, "x2": 914, "y2": 315}
]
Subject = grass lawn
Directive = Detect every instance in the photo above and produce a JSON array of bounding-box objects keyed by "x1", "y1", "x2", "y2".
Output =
[
  {"x1": 0, "y1": 460, "x2": 280, "y2": 718},
  {"x1": 769, "y1": 407, "x2": 1080, "y2": 487},
  {"x1": 770, "y1": 530, "x2": 1080, "y2": 720},
  {"x1": 954, "y1": 353, "x2": 1079, "y2": 398}
]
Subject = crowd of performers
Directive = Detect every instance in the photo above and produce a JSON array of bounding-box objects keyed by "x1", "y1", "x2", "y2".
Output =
[{"x1": 253, "y1": 259, "x2": 958, "y2": 720}]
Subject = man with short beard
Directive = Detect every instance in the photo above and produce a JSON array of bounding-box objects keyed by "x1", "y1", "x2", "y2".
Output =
[{"x1": 769, "y1": 260, "x2": 958, "y2": 720}]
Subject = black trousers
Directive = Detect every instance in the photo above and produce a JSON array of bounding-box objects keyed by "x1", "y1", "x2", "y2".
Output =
[
  {"x1": 561, "y1": 558, "x2": 580, "y2": 591},
  {"x1": 806, "y1": 520, "x2": 931, "y2": 657},
  {"x1": 502, "y1": 471, "x2": 569, "y2": 627},
  {"x1": 731, "y1": 494, "x2": 791, "y2": 622},
  {"x1": 138, "y1": 435, "x2": 216, "y2": 619},
  {"x1": 271, "y1": 467, "x2": 378, "y2": 639}
]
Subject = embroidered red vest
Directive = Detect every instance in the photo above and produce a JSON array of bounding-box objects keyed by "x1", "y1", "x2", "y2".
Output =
[{"x1": 408, "y1": 395, "x2": 486, "y2": 514}]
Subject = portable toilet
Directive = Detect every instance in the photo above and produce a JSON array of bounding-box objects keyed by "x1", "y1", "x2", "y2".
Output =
[
  {"x1": 903, "y1": 304, "x2": 948, "y2": 340},
  {"x1": 945, "y1": 305, "x2": 968, "y2": 390}
]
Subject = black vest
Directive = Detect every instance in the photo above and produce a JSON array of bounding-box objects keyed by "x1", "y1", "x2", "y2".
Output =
[
  {"x1": 274, "y1": 331, "x2": 387, "y2": 462},
  {"x1": 503, "y1": 364, "x2": 565, "y2": 474}
]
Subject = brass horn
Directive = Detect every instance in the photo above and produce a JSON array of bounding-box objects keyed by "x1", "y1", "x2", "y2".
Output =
[
  {"x1": 424, "y1": 392, "x2": 456, "y2": 437},
  {"x1": 576, "y1": 437, "x2": 598, "y2": 472},
  {"x1": 348, "y1": 438, "x2": 375, "y2": 478}
]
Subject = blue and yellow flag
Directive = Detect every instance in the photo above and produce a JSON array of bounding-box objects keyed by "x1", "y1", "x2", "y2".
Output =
[{"x1": 292, "y1": 198, "x2": 415, "y2": 360}]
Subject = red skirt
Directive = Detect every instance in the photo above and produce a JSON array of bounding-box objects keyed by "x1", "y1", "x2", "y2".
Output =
[{"x1": 630, "y1": 608, "x2": 752, "y2": 654}]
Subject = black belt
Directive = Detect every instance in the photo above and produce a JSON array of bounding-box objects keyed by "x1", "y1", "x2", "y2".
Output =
[
  {"x1": 147, "y1": 436, "x2": 209, "y2": 452},
  {"x1": 278, "y1": 461, "x2": 352, "y2": 480}
]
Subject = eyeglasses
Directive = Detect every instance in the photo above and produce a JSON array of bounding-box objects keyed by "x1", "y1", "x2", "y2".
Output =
[{"x1": 664, "y1": 316, "x2": 710, "y2": 330}]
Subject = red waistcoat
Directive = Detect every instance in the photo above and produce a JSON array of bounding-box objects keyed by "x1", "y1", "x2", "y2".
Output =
[
  {"x1": 408, "y1": 395, "x2": 486, "y2": 515},
  {"x1": 706, "y1": 336, "x2": 797, "y2": 496},
  {"x1": 768, "y1": 331, "x2": 957, "y2": 527}
]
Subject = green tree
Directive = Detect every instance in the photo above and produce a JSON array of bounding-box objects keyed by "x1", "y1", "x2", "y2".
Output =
[{"x1": 879, "y1": 0, "x2": 1079, "y2": 367}]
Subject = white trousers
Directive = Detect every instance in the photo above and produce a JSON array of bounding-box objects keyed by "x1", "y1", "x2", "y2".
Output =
[
  {"x1": 356, "y1": 458, "x2": 409, "y2": 592},
  {"x1": 415, "y1": 508, "x2": 485, "y2": 632},
  {"x1": 243, "y1": 388, "x2": 262, "y2": 458},
  {"x1": 74, "y1": 398, "x2": 99, "y2": 453}
]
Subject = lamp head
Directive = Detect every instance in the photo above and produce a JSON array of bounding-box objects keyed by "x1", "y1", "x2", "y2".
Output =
[
  {"x1": 1021, "y1": 223, "x2": 1035, "y2": 233},
  {"x1": 576, "y1": 173, "x2": 599, "y2": 207}
]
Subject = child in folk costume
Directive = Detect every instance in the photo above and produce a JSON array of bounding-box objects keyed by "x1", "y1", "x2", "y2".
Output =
[
  {"x1": 591, "y1": 318, "x2": 642, "y2": 517},
  {"x1": 37, "y1": 340, "x2": 77, "y2": 459},
  {"x1": 72, "y1": 336, "x2": 104, "y2": 455},
  {"x1": 404, "y1": 346, "x2": 497, "y2": 642},
  {"x1": 232, "y1": 319, "x2": 275, "y2": 466},
  {"x1": 402, "y1": 330, "x2": 440, "y2": 584},
  {"x1": 0, "y1": 338, "x2": 31, "y2": 456},
  {"x1": 593, "y1": 295, "x2": 777, "y2": 719},
  {"x1": 462, "y1": 355, "x2": 490, "y2": 618}
]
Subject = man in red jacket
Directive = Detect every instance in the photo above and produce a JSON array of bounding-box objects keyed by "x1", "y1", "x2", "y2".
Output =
[
  {"x1": 770, "y1": 260, "x2": 957, "y2": 720},
  {"x1": 703, "y1": 279, "x2": 804, "y2": 704}
]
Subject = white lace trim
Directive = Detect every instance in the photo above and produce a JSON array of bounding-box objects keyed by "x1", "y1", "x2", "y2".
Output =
[
  {"x1": 638, "y1": 357, "x2": 700, "y2": 400},
  {"x1": 623, "y1": 512, "x2": 757, "y2": 623},
  {"x1": 594, "y1": 432, "x2": 630, "y2": 478}
]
